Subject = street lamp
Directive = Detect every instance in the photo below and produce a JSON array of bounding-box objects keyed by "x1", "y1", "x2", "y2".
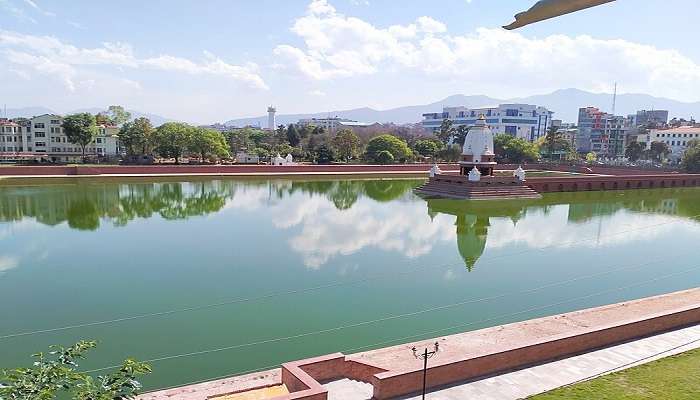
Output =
[{"x1": 411, "y1": 342, "x2": 439, "y2": 400}]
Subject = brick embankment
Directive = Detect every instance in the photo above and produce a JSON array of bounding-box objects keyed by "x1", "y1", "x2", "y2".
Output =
[
  {"x1": 139, "y1": 288, "x2": 700, "y2": 400},
  {"x1": 0, "y1": 164, "x2": 460, "y2": 179}
]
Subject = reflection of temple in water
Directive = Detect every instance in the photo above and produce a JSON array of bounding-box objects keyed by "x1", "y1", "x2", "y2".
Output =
[
  {"x1": 423, "y1": 187, "x2": 700, "y2": 271},
  {"x1": 427, "y1": 198, "x2": 527, "y2": 271}
]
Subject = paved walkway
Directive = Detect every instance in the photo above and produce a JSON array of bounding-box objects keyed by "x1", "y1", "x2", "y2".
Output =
[
  {"x1": 321, "y1": 324, "x2": 700, "y2": 400},
  {"x1": 397, "y1": 324, "x2": 700, "y2": 400}
]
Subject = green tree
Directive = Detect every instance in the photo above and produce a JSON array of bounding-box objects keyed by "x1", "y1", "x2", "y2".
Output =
[
  {"x1": 493, "y1": 134, "x2": 538, "y2": 163},
  {"x1": 649, "y1": 141, "x2": 671, "y2": 162},
  {"x1": 331, "y1": 129, "x2": 361, "y2": 162},
  {"x1": 314, "y1": 144, "x2": 335, "y2": 164},
  {"x1": 365, "y1": 134, "x2": 412, "y2": 163},
  {"x1": 436, "y1": 119, "x2": 455, "y2": 145},
  {"x1": 414, "y1": 139, "x2": 441, "y2": 158},
  {"x1": 104, "y1": 105, "x2": 132, "y2": 126},
  {"x1": 544, "y1": 125, "x2": 559, "y2": 161},
  {"x1": 454, "y1": 125, "x2": 470, "y2": 146},
  {"x1": 189, "y1": 128, "x2": 230, "y2": 161},
  {"x1": 152, "y1": 122, "x2": 193, "y2": 164},
  {"x1": 286, "y1": 124, "x2": 301, "y2": 147},
  {"x1": 436, "y1": 144, "x2": 462, "y2": 162},
  {"x1": 625, "y1": 141, "x2": 646, "y2": 162},
  {"x1": 586, "y1": 152, "x2": 598, "y2": 163},
  {"x1": 681, "y1": 139, "x2": 700, "y2": 172},
  {"x1": 0, "y1": 341, "x2": 151, "y2": 400},
  {"x1": 62, "y1": 113, "x2": 98, "y2": 163},
  {"x1": 375, "y1": 150, "x2": 394, "y2": 164},
  {"x1": 119, "y1": 117, "x2": 154, "y2": 156}
]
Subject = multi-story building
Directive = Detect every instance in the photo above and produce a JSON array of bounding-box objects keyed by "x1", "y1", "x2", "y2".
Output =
[
  {"x1": 297, "y1": 117, "x2": 371, "y2": 132},
  {"x1": 576, "y1": 107, "x2": 630, "y2": 156},
  {"x1": 631, "y1": 110, "x2": 669, "y2": 127},
  {"x1": 635, "y1": 126, "x2": 700, "y2": 162},
  {"x1": 421, "y1": 103, "x2": 553, "y2": 142},
  {"x1": 0, "y1": 114, "x2": 120, "y2": 163}
]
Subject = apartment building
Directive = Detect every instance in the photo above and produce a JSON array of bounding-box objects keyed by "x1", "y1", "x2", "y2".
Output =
[
  {"x1": 576, "y1": 107, "x2": 630, "y2": 156},
  {"x1": 0, "y1": 114, "x2": 119, "y2": 163},
  {"x1": 421, "y1": 103, "x2": 553, "y2": 142},
  {"x1": 635, "y1": 126, "x2": 700, "y2": 162}
]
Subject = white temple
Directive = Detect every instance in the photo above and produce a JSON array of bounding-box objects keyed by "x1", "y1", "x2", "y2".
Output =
[{"x1": 460, "y1": 115, "x2": 496, "y2": 176}]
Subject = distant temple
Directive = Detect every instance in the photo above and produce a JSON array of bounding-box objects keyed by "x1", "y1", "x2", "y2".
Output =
[
  {"x1": 459, "y1": 115, "x2": 497, "y2": 177},
  {"x1": 416, "y1": 115, "x2": 541, "y2": 200}
]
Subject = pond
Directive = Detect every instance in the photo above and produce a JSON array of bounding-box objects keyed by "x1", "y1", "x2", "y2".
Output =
[{"x1": 1, "y1": 177, "x2": 699, "y2": 391}]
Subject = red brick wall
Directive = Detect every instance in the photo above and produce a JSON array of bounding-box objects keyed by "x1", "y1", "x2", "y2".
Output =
[
  {"x1": 0, "y1": 163, "x2": 460, "y2": 177},
  {"x1": 372, "y1": 307, "x2": 700, "y2": 399},
  {"x1": 527, "y1": 174, "x2": 700, "y2": 193}
]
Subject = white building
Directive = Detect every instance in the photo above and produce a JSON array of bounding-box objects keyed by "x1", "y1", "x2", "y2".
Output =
[
  {"x1": 636, "y1": 126, "x2": 700, "y2": 162},
  {"x1": 1, "y1": 114, "x2": 120, "y2": 163},
  {"x1": 297, "y1": 117, "x2": 371, "y2": 131},
  {"x1": 422, "y1": 103, "x2": 553, "y2": 142}
]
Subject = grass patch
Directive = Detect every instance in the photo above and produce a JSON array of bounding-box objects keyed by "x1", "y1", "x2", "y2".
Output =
[{"x1": 530, "y1": 347, "x2": 700, "y2": 399}]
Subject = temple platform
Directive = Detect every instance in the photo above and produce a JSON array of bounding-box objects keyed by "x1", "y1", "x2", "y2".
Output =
[{"x1": 415, "y1": 174, "x2": 542, "y2": 200}]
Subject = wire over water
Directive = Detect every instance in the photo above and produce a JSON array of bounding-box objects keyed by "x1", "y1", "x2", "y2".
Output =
[{"x1": 2, "y1": 215, "x2": 697, "y2": 340}]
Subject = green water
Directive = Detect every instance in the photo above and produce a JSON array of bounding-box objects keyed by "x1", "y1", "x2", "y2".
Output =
[{"x1": 1, "y1": 177, "x2": 700, "y2": 391}]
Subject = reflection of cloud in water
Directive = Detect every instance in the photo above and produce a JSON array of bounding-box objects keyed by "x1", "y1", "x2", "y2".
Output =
[
  {"x1": 0, "y1": 256, "x2": 19, "y2": 273},
  {"x1": 486, "y1": 207, "x2": 700, "y2": 250},
  {"x1": 283, "y1": 198, "x2": 455, "y2": 269}
]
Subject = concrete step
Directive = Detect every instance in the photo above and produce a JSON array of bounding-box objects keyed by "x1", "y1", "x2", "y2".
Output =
[{"x1": 322, "y1": 378, "x2": 373, "y2": 400}]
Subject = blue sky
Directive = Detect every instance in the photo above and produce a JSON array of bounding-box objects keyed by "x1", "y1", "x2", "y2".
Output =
[{"x1": 1, "y1": 0, "x2": 699, "y2": 123}]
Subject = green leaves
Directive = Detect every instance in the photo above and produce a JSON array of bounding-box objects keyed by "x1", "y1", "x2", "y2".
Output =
[
  {"x1": 0, "y1": 341, "x2": 150, "y2": 400},
  {"x1": 62, "y1": 113, "x2": 98, "y2": 159}
]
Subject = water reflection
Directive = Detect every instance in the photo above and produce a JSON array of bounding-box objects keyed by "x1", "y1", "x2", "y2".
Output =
[{"x1": 1, "y1": 179, "x2": 700, "y2": 270}]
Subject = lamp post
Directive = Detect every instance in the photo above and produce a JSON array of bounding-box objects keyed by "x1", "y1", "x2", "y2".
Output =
[{"x1": 411, "y1": 342, "x2": 439, "y2": 400}]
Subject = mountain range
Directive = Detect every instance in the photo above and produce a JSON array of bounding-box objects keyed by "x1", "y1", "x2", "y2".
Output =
[
  {"x1": 4, "y1": 89, "x2": 700, "y2": 128},
  {"x1": 225, "y1": 89, "x2": 700, "y2": 127}
]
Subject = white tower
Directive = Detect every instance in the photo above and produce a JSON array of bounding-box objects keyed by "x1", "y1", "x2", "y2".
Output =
[{"x1": 267, "y1": 106, "x2": 276, "y2": 131}]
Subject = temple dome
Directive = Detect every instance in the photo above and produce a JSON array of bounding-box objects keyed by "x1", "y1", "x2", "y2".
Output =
[{"x1": 462, "y1": 115, "x2": 495, "y2": 163}]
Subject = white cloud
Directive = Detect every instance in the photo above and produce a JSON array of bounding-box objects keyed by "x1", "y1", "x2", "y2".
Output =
[
  {"x1": 0, "y1": 0, "x2": 36, "y2": 23},
  {"x1": 309, "y1": 89, "x2": 326, "y2": 96},
  {"x1": 0, "y1": 30, "x2": 268, "y2": 92},
  {"x1": 22, "y1": 0, "x2": 54, "y2": 16},
  {"x1": 0, "y1": 256, "x2": 19, "y2": 273},
  {"x1": 274, "y1": 1, "x2": 700, "y2": 101}
]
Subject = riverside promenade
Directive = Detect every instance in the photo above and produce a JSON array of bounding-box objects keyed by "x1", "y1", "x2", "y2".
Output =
[{"x1": 139, "y1": 288, "x2": 700, "y2": 400}]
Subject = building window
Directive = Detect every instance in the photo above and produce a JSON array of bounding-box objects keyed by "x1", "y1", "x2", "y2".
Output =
[
  {"x1": 34, "y1": 123, "x2": 45, "y2": 128},
  {"x1": 505, "y1": 126, "x2": 517, "y2": 136},
  {"x1": 50, "y1": 120, "x2": 60, "y2": 124},
  {"x1": 96, "y1": 138, "x2": 103, "y2": 144},
  {"x1": 35, "y1": 141, "x2": 46, "y2": 147},
  {"x1": 34, "y1": 132, "x2": 46, "y2": 138}
]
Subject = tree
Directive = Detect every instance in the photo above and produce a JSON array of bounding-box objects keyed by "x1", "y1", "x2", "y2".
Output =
[
  {"x1": 62, "y1": 113, "x2": 98, "y2": 163},
  {"x1": 152, "y1": 122, "x2": 193, "y2": 164},
  {"x1": 0, "y1": 341, "x2": 151, "y2": 400},
  {"x1": 436, "y1": 144, "x2": 462, "y2": 162},
  {"x1": 365, "y1": 134, "x2": 412, "y2": 163},
  {"x1": 649, "y1": 141, "x2": 671, "y2": 162},
  {"x1": 314, "y1": 144, "x2": 335, "y2": 164},
  {"x1": 376, "y1": 150, "x2": 394, "y2": 165},
  {"x1": 119, "y1": 117, "x2": 154, "y2": 156},
  {"x1": 286, "y1": 124, "x2": 301, "y2": 147},
  {"x1": 454, "y1": 125, "x2": 470, "y2": 146},
  {"x1": 414, "y1": 139, "x2": 441, "y2": 158},
  {"x1": 544, "y1": 125, "x2": 559, "y2": 161},
  {"x1": 493, "y1": 134, "x2": 538, "y2": 163},
  {"x1": 436, "y1": 119, "x2": 455, "y2": 145},
  {"x1": 625, "y1": 141, "x2": 646, "y2": 162},
  {"x1": 586, "y1": 152, "x2": 598, "y2": 163},
  {"x1": 103, "y1": 105, "x2": 132, "y2": 126},
  {"x1": 681, "y1": 139, "x2": 700, "y2": 172},
  {"x1": 331, "y1": 129, "x2": 361, "y2": 162},
  {"x1": 189, "y1": 128, "x2": 230, "y2": 161}
]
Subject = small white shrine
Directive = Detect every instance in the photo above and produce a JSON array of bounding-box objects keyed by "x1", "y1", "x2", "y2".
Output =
[
  {"x1": 272, "y1": 153, "x2": 296, "y2": 166},
  {"x1": 460, "y1": 115, "x2": 496, "y2": 176}
]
